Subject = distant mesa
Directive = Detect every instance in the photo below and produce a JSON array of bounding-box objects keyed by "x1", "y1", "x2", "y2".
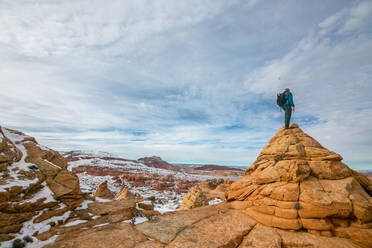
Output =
[
  {"x1": 137, "y1": 156, "x2": 181, "y2": 171},
  {"x1": 193, "y1": 164, "x2": 244, "y2": 171}
]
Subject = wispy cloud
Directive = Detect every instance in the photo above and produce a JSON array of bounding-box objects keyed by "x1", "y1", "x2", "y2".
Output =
[{"x1": 0, "y1": 0, "x2": 371, "y2": 169}]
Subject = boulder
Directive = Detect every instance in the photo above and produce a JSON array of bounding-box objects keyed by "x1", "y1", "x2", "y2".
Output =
[
  {"x1": 115, "y1": 185, "x2": 135, "y2": 200},
  {"x1": 87, "y1": 200, "x2": 136, "y2": 219},
  {"x1": 93, "y1": 180, "x2": 114, "y2": 199},
  {"x1": 47, "y1": 170, "x2": 81, "y2": 199},
  {"x1": 179, "y1": 185, "x2": 208, "y2": 210},
  {"x1": 138, "y1": 200, "x2": 154, "y2": 210}
]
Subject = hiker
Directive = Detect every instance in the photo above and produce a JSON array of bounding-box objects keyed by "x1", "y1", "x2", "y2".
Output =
[{"x1": 279, "y1": 88, "x2": 295, "y2": 129}]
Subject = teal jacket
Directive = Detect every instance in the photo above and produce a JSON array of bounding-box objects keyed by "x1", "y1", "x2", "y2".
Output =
[{"x1": 283, "y1": 91, "x2": 294, "y2": 107}]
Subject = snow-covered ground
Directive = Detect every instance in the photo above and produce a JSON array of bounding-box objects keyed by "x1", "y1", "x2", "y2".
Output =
[
  {"x1": 0, "y1": 131, "x2": 234, "y2": 247},
  {"x1": 0, "y1": 128, "x2": 70, "y2": 248},
  {"x1": 66, "y1": 151, "x2": 239, "y2": 213},
  {"x1": 0, "y1": 127, "x2": 39, "y2": 192},
  {"x1": 1, "y1": 202, "x2": 70, "y2": 248},
  {"x1": 75, "y1": 173, "x2": 185, "y2": 212}
]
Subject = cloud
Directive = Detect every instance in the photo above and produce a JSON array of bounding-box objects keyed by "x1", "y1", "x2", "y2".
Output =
[
  {"x1": 0, "y1": 0, "x2": 244, "y2": 58},
  {"x1": 0, "y1": 0, "x2": 371, "y2": 169},
  {"x1": 318, "y1": 0, "x2": 372, "y2": 35}
]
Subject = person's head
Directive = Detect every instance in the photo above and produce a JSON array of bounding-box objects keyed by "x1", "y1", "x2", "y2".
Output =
[{"x1": 285, "y1": 88, "x2": 290, "y2": 92}]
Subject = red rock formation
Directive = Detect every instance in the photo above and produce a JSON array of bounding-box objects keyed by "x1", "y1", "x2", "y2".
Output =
[
  {"x1": 194, "y1": 164, "x2": 244, "y2": 171},
  {"x1": 93, "y1": 180, "x2": 114, "y2": 199},
  {"x1": 179, "y1": 185, "x2": 208, "y2": 210},
  {"x1": 0, "y1": 126, "x2": 83, "y2": 243},
  {"x1": 115, "y1": 185, "x2": 135, "y2": 200},
  {"x1": 137, "y1": 156, "x2": 181, "y2": 171}
]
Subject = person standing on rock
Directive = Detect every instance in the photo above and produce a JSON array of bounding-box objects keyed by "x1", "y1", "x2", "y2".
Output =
[{"x1": 282, "y1": 88, "x2": 295, "y2": 129}]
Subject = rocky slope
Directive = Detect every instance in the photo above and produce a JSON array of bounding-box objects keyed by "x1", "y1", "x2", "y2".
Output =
[
  {"x1": 0, "y1": 126, "x2": 237, "y2": 247},
  {"x1": 0, "y1": 127, "x2": 152, "y2": 247},
  {"x1": 0, "y1": 127, "x2": 83, "y2": 247}
]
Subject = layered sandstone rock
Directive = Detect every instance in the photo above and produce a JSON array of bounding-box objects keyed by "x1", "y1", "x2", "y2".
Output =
[
  {"x1": 94, "y1": 180, "x2": 114, "y2": 199},
  {"x1": 134, "y1": 202, "x2": 358, "y2": 248},
  {"x1": 115, "y1": 185, "x2": 135, "y2": 200},
  {"x1": 179, "y1": 185, "x2": 208, "y2": 210},
  {"x1": 0, "y1": 127, "x2": 139, "y2": 246},
  {"x1": 200, "y1": 179, "x2": 233, "y2": 200},
  {"x1": 226, "y1": 124, "x2": 372, "y2": 247},
  {"x1": 36, "y1": 199, "x2": 137, "y2": 242},
  {"x1": 0, "y1": 126, "x2": 83, "y2": 244},
  {"x1": 45, "y1": 222, "x2": 148, "y2": 248}
]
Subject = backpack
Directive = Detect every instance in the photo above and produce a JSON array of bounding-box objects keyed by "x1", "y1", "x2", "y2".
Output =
[{"x1": 276, "y1": 93, "x2": 286, "y2": 107}]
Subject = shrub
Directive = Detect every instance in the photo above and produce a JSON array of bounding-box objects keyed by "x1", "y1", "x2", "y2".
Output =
[
  {"x1": 12, "y1": 239, "x2": 25, "y2": 248},
  {"x1": 23, "y1": 236, "x2": 33, "y2": 243}
]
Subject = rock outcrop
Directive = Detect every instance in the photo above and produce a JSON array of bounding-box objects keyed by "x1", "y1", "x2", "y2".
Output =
[
  {"x1": 199, "y1": 179, "x2": 233, "y2": 200},
  {"x1": 226, "y1": 124, "x2": 372, "y2": 247},
  {"x1": 115, "y1": 185, "x2": 135, "y2": 200},
  {"x1": 0, "y1": 126, "x2": 83, "y2": 245},
  {"x1": 179, "y1": 185, "x2": 208, "y2": 210},
  {"x1": 0, "y1": 127, "x2": 139, "y2": 247},
  {"x1": 93, "y1": 180, "x2": 114, "y2": 199}
]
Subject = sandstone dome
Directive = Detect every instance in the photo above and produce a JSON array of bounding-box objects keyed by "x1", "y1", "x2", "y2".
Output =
[{"x1": 226, "y1": 123, "x2": 372, "y2": 247}]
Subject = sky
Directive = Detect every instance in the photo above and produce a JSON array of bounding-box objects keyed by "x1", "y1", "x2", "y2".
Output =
[{"x1": 0, "y1": 0, "x2": 371, "y2": 169}]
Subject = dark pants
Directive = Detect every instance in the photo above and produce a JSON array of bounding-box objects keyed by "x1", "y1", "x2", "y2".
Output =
[{"x1": 283, "y1": 105, "x2": 292, "y2": 129}]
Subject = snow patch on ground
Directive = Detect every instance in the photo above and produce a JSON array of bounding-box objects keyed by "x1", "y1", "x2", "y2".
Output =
[
  {"x1": 95, "y1": 197, "x2": 112, "y2": 203},
  {"x1": 23, "y1": 181, "x2": 56, "y2": 204},
  {"x1": 138, "y1": 200, "x2": 152, "y2": 205},
  {"x1": 0, "y1": 207, "x2": 71, "y2": 248},
  {"x1": 208, "y1": 198, "x2": 223, "y2": 205},
  {"x1": 93, "y1": 223, "x2": 110, "y2": 228},
  {"x1": 44, "y1": 159, "x2": 62, "y2": 169},
  {"x1": 0, "y1": 127, "x2": 38, "y2": 192},
  {"x1": 123, "y1": 216, "x2": 148, "y2": 225},
  {"x1": 63, "y1": 219, "x2": 88, "y2": 227},
  {"x1": 75, "y1": 200, "x2": 94, "y2": 210}
]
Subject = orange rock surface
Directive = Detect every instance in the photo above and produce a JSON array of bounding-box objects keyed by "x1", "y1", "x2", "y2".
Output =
[{"x1": 226, "y1": 124, "x2": 372, "y2": 247}]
